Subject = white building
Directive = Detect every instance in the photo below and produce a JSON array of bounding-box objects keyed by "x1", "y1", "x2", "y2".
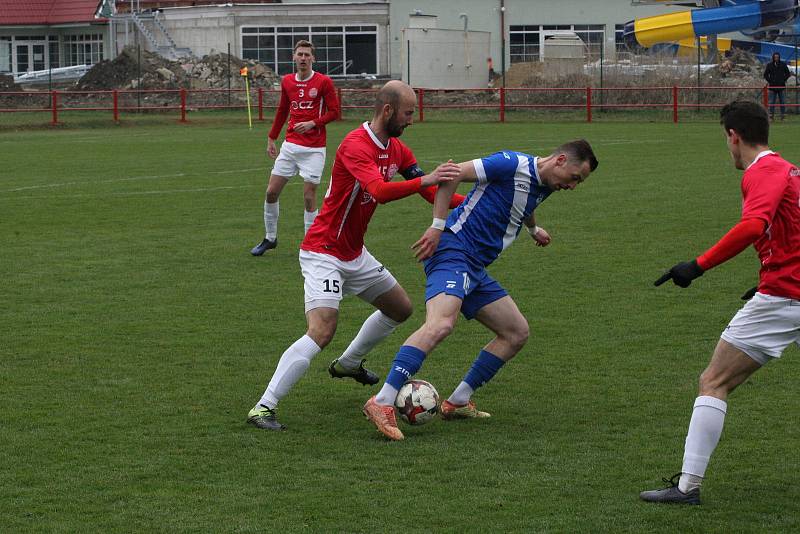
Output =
[{"x1": 2, "y1": 1, "x2": 687, "y2": 81}]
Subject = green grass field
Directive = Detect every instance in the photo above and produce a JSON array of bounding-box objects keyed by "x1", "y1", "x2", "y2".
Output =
[{"x1": 2, "y1": 116, "x2": 799, "y2": 532}]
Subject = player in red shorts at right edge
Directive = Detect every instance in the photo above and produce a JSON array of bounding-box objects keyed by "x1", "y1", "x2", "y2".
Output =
[
  {"x1": 246, "y1": 80, "x2": 465, "y2": 430},
  {"x1": 641, "y1": 101, "x2": 800, "y2": 504}
]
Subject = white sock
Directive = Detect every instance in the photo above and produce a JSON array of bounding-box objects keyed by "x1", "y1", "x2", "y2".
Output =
[
  {"x1": 264, "y1": 200, "x2": 279, "y2": 241},
  {"x1": 375, "y1": 383, "x2": 399, "y2": 406},
  {"x1": 258, "y1": 335, "x2": 321, "y2": 408},
  {"x1": 337, "y1": 311, "x2": 400, "y2": 370},
  {"x1": 447, "y1": 381, "x2": 475, "y2": 406},
  {"x1": 304, "y1": 209, "x2": 318, "y2": 235},
  {"x1": 679, "y1": 395, "x2": 728, "y2": 492}
]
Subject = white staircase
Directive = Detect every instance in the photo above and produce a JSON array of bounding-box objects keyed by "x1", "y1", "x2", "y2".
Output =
[{"x1": 129, "y1": 11, "x2": 192, "y2": 60}]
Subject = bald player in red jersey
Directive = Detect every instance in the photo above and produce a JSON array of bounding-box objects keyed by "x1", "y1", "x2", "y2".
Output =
[
  {"x1": 251, "y1": 40, "x2": 340, "y2": 256},
  {"x1": 247, "y1": 80, "x2": 466, "y2": 430},
  {"x1": 642, "y1": 101, "x2": 800, "y2": 505}
]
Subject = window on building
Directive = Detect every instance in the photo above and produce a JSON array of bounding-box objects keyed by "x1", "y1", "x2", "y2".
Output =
[
  {"x1": 16, "y1": 44, "x2": 29, "y2": 73},
  {"x1": 241, "y1": 25, "x2": 377, "y2": 76},
  {"x1": 65, "y1": 34, "x2": 104, "y2": 66},
  {"x1": 49, "y1": 35, "x2": 60, "y2": 69},
  {"x1": 0, "y1": 37, "x2": 10, "y2": 73},
  {"x1": 615, "y1": 24, "x2": 626, "y2": 49},
  {"x1": 509, "y1": 26, "x2": 540, "y2": 63},
  {"x1": 572, "y1": 25, "x2": 605, "y2": 60},
  {"x1": 510, "y1": 24, "x2": 606, "y2": 63}
]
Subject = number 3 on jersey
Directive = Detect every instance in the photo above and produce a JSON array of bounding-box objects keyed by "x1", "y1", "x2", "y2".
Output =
[{"x1": 322, "y1": 279, "x2": 341, "y2": 293}]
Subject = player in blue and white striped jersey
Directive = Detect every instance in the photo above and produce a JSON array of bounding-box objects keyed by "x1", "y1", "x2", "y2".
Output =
[{"x1": 363, "y1": 140, "x2": 598, "y2": 440}]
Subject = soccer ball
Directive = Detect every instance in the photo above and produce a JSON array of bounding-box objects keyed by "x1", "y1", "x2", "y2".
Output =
[{"x1": 395, "y1": 379, "x2": 440, "y2": 425}]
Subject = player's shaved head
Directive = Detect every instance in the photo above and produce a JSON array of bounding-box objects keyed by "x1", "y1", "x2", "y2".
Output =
[
  {"x1": 371, "y1": 80, "x2": 416, "y2": 138},
  {"x1": 374, "y1": 80, "x2": 415, "y2": 115}
]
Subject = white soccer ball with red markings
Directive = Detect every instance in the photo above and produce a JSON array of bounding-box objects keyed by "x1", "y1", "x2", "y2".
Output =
[{"x1": 395, "y1": 379, "x2": 440, "y2": 425}]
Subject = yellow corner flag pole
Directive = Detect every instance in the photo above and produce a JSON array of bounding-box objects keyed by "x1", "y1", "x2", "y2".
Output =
[{"x1": 240, "y1": 66, "x2": 253, "y2": 129}]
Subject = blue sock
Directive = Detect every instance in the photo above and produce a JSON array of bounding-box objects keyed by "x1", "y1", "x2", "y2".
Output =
[
  {"x1": 385, "y1": 345, "x2": 427, "y2": 389},
  {"x1": 463, "y1": 350, "x2": 505, "y2": 390}
]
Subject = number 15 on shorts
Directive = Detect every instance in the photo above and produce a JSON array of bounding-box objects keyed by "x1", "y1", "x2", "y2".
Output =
[{"x1": 322, "y1": 279, "x2": 341, "y2": 293}]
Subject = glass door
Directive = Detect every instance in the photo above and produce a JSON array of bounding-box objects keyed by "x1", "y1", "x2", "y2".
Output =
[
  {"x1": 15, "y1": 43, "x2": 29, "y2": 73},
  {"x1": 32, "y1": 43, "x2": 45, "y2": 71}
]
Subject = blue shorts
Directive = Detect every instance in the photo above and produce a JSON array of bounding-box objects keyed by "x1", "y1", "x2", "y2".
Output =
[{"x1": 424, "y1": 247, "x2": 507, "y2": 320}]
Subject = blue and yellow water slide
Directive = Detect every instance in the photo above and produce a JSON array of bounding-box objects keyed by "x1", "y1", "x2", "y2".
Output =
[{"x1": 624, "y1": 0, "x2": 800, "y2": 63}]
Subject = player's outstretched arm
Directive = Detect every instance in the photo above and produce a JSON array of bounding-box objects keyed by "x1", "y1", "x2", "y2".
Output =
[
  {"x1": 412, "y1": 161, "x2": 474, "y2": 261},
  {"x1": 419, "y1": 160, "x2": 461, "y2": 188},
  {"x1": 654, "y1": 218, "x2": 765, "y2": 288}
]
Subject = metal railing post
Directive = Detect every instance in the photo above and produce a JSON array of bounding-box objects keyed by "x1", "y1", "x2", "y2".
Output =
[
  {"x1": 499, "y1": 87, "x2": 505, "y2": 123},
  {"x1": 586, "y1": 87, "x2": 592, "y2": 123},
  {"x1": 51, "y1": 90, "x2": 58, "y2": 125},
  {"x1": 673, "y1": 86, "x2": 679, "y2": 123},
  {"x1": 180, "y1": 89, "x2": 187, "y2": 123}
]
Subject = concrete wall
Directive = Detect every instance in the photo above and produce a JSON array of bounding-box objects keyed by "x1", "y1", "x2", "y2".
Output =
[
  {"x1": 387, "y1": 0, "x2": 687, "y2": 78},
  {"x1": 110, "y1": 0, "x2": 692, "y2": 80},
  {"x1": 401, "y1": 28, "x2": 489, "y2": 88},
  {"x1": 115, "y1": 3, "x2": 390, "y2": 73}
]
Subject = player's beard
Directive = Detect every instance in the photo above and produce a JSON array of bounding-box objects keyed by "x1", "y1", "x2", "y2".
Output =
[{"x1": 386, "y1": 111, "x2": 406, "y2": 137}]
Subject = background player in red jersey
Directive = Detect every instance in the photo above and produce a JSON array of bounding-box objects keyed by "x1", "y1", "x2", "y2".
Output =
[
  {"x1": 247, "y1": 80, "x2": 465, "y2": 430},
  {"x1": 641, "y1": 101, "x2": 800, "y2": 505},
  {"x1": 251, "y1": 40, "x2": 340, "y2": 256}
]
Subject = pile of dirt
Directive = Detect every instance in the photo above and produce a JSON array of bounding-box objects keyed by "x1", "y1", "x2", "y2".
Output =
[
  {"x1": 0, "y1": 74, "x2": 19, "y2": 91},
  {"x1": 706, "y1": 48, "x2": 772, "y2": 87},
  {"x1": 77, "y1": 46, "x2": 280, "y2": 91},
  {"x1": 497, "y1": 61, "x2": 546, "y2": 88},
  {"x1": 494, "y1": 61, "x2": 594, "y2": 89}
]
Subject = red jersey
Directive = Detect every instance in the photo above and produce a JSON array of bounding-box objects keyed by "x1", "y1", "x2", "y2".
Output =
[
  {"x1": 741, "y1": 151, "x2": 800, "y2": 299},
  {"x1": 301, "y1": 123, "x2": 417, "y2": 261},
  {"x1": 268, "y1": 71, "x2": 339, "y2": 148}
]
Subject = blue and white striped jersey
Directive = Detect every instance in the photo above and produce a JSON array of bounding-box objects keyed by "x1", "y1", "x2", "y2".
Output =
[{"x1": 444, "y1": 150, "x2": 551, "y2": 267}]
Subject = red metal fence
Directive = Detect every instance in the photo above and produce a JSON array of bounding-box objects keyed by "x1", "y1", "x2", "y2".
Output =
[{"x1": 0, "y1": 85, "x2": 795, "y2": 125}]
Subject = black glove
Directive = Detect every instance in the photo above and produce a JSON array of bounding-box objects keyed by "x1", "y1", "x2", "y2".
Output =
[
  {"x1": 741, "y1": 286, "x2": 758, "y2": 300},
  {"x1": 654, "y1": 259, "x2": 704, "y2": 288}
]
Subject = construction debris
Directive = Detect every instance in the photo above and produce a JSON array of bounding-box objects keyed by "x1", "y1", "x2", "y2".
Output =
[
  {"x1": 0, "y1": 74, "x2": 19, "y2": 91},
  {"x1": 77, "y1": 46, "x2": 280, "y2": 91}
]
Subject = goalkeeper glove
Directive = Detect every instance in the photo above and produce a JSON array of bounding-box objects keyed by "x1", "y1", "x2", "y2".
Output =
[
  {"x1": 654, "y1": 259, "x2": 704, "y2": 288},
  {"x1": 741, "y1": 286, "x2": 757, "y2": 300}
]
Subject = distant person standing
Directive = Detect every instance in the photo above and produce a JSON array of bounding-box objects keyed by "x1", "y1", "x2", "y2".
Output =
[
  {"x1": 251, "y1": 40, "x2": 340, "y2": 256},
  {"x1": 763, "y1": 52, "x2": 791, "y2": 121}
]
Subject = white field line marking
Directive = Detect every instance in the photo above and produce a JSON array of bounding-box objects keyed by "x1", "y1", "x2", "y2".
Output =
[
  {"x1": 0, "y1": 132, "x2": 157, "y2": 144},
  {"x1": 1, "y1": 167, "x2": 264, "y2": 193},
  {"x1": 0, "y1": 184, "x2": 252, "y2": 201}
]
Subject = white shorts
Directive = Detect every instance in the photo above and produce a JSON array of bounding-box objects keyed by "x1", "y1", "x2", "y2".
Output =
[
  {"x1": 720, "y1": 292, "x2": 800, "y2": 365},
  {"x1": 272, "y1": 141, "x2": 325, "y2": 184},
  {"x1": 299, "y1": 248, "x2": 398, "y2": 312}
]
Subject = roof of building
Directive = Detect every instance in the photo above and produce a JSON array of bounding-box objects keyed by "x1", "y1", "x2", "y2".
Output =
[
  {"x1": 0, "y1": 0, "x2": 104, "y2": 25},
  {"x1": 114, "y1": 0, "x2": 280, "y2": 11}
]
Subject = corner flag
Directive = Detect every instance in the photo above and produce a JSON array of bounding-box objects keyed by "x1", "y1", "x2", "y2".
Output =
[{"x1": 240, "y1": 66, "x2": 252, "y2": 129}]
